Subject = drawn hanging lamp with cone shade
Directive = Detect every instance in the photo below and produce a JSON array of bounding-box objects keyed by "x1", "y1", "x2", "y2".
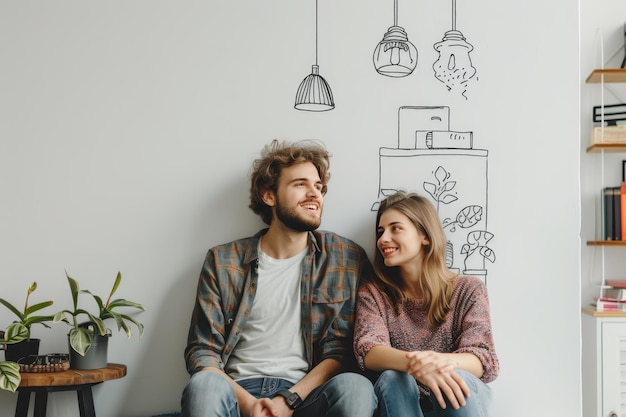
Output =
[
  {"x1": 373, "y1": 0, "x2": 418, "y2": 77},
  {"x1": 295, "y1": 0, "x2": 334, "y2": 111}
]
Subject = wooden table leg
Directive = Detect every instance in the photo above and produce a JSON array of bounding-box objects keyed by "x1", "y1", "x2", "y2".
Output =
[
  {"x1": 14, "y1": 390, "x2": 31, "y2": 417},
  {"x1": 76, "y1": 385, "x2": 96, "y2": 417}
]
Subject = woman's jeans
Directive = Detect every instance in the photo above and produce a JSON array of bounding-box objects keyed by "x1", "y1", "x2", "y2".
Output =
[
  {"x1": 374, "y1": 369, "x2": 493, "y2": 417},
  {"x1": 181, "y1": 370, "x2": 377, "y2": 417}
]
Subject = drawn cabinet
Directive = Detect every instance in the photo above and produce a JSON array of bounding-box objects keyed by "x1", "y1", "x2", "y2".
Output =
[{"x1": 582, "y1": 308, "x2": 626, "y2": 417}]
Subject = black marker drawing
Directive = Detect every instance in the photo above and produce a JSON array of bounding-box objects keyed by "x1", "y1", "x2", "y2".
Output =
[
  {"x1": 372, "y1": 106, "x2": 495, "y2": 283},
  {"x1": 295, "y1": 0, "x2": 334, "y2": 111},
  {"x1": 432, "y1": 0, "x2": 477, "y2": 99},
  {"x1": 373, "y1": 0, "x2": 418, "y2": 77}
]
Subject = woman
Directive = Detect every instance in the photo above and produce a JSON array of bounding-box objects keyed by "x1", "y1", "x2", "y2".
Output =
[{"x1": 354, "y1": 191, "x2": 499, "y2": 417}]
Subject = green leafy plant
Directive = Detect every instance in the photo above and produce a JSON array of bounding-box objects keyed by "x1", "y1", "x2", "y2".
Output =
[
  {"x1": 53, "y1": 271, "x2": 145, "y2": 356},
  {"x1": 0, "y1": 282, "x2": 54, "y2": 340},
  {"x1": 0, "y1": 325, "x2": 28, "y2": 392}
]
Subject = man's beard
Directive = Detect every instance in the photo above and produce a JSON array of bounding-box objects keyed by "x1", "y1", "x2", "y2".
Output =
[{"x1": 275, "y1": 198, "x2": 322, "y2": 232}]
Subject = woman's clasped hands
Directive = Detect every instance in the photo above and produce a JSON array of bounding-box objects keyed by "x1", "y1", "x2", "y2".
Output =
[{"x1": 405, "y1": 350, "x2": 471, "y2": 410}]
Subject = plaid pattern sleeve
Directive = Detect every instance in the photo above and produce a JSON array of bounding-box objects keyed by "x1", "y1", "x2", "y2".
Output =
[{"x1": 184, "y1": 238, "x2": 255, "y2": 375}]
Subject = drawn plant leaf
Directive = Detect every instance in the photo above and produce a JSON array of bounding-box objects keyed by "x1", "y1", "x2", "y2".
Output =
[
  {"x1": 456, "y1": 205, "x2": 482, "y2": 228},
  {"x1": 423, "y1": 182, "x2": 437, "y2": 199},
  {"x1": 434, "y1": 166, "x2": 450, "y2": 184},
  {"x1": 441, "y1": 194, "x2": 458, "y2": 205},
  {"x1": 442, "y1": 181, "x2": 456, "y2": 192},
  {"x1": 479, "y1": 247, "x2": 496, "y2": 263}
]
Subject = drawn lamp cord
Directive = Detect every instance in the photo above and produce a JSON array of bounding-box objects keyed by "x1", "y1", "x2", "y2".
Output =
[
  {"x1": 295, "y1": 0, "x2": 334, "y2": 111},
  {"x1": 433, "y1": 0, "x2": 476, "y2": 91},
  {"x1": 373, "y1": 0, "x2": 418, "y2": 77}
]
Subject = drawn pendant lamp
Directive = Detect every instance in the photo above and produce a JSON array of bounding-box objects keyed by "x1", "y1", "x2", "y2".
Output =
[
  {"x1": 295, "y1": 0, "x2": 334, "y2": 111},
  {"x1": 433, "y1": 0, "x2": 476, "y2": 95},
  {"x1": 373, "y1": 0, "x2": 418, "y2": 77}
]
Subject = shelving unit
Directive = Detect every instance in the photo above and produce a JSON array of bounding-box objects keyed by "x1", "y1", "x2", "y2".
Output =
[{"x1": 582, "y1": 67, "x2": 626, "y2": 417}]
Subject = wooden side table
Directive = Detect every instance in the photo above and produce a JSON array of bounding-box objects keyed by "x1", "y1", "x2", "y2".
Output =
[{"x1": 15, "y1": 363, "x2": 127, "y2": 417}]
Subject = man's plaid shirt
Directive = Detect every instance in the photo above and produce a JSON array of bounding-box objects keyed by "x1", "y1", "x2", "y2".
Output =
[{"x1": 184, "y1": 229, "x2": 373, "y2": 376}]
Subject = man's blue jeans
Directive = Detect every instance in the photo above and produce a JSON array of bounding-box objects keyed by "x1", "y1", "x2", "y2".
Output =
[
  {"x1": 181, "y1": 371, "x2": 377, "y2": 417},
  {"x1": 374, "y1": 370, "x2": 493, "y2": 417}
]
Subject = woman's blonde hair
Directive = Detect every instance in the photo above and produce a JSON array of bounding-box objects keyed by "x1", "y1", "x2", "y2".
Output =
[{"x1": 373, "y1": 191, "x2": 457, "y2": 326}]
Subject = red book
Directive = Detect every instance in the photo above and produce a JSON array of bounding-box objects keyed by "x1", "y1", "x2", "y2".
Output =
[{"x1": 606, "y1": 280, "x2": 626, "y2": 288}]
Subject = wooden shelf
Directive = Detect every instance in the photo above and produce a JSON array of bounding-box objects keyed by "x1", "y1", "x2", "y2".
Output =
[
  {"x1": 18, "y1": 363, "x2": 126, "y2": 387},
  {"x1": 587, "y1": 240, "x2": 626, "y2": 246},
  {"x1": 582, "y1": 306, "x2": 626, "y2": 317},
  {"x1": 586, "y1": 69, "x2": 626, "y2": 83},
  {"x1": 587, "y1": 143, "x2": 626, "y2": 152}
]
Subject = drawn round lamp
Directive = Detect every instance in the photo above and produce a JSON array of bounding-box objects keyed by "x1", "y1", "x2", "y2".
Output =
[{"x1": 373, "y1": 0, "x2": 418, "y2": 77}]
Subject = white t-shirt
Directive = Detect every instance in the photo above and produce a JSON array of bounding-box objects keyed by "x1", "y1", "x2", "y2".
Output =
[{"x1": 226, "y1": 247, "x2": 308, "y2": 383}]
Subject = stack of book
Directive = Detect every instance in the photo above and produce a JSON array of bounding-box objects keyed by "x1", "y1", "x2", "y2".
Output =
[
  {"x1": 602, "y1": 184, "x2": 626, "y2": 240},
  {"x1": 594, "y1": 280, "x2": 626, "y2": 312},
  {"x1": 601, "y1": 160, "x2": 626, "y2": 241}
]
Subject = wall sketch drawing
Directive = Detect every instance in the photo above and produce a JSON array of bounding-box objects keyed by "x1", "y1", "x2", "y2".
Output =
[
  {"x1": 373, "y1": 0, "x2": 418, "y2": 77},
  {"x1": 293, "y1": 0, "x2": 478, "y2": 110},
  {"x1": 432, "y1": 0, "x2": 477, "y2": 99},
  {"x1": 372, "y1": 106, "x2": 495, "y2": 283},
  {"x1": 294, "y1": 0, "x2": 335, "y2": 112}
]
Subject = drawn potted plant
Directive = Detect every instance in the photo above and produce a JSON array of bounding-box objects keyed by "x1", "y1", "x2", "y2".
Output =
[
  {"x1": 0, "y1": 282, "x2": 54, "y2": 362},
  {"x1": 461, "y1": 230, "x2": 496, "y2": 274},
  {"x1": 0, "y1": 324, "x2": 28, "y2": 392},
  {"x1": 423, "y1": 166, "x2": 458, "y2": 213},
  {"x1": 423, "y1": 166, "x2": 486, "y2": 270},
  {"x1": 53, "y1": 271, "x2": 145, "y2": 369}
]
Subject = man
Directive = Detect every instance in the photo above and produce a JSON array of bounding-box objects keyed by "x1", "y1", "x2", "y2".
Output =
[{"x1": 181, "y1": 140, "x2": 377, "y2": 417}]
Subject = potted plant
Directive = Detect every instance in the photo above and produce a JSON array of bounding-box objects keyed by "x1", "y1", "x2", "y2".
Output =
[
  {"x1": 53, "y1": 271, "x2": 145, "y2": 369},
  {"x1": 0, "y1": 282, "x2": 54, "y2": 362},
  {"x1": 0, "y1": 325, "x2": 28, "y2": 392}
]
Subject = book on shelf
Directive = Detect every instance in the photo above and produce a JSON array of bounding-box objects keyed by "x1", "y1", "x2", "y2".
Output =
[
  {"x1": 614, "y1": 186, "x2": 622, "y2": 240},
  {"x1": 622, "y1": 182, "x2": 626, "y2": 240},
  {"x1": 606, "y1": 279, "x2": 626, "y2": 288},
  {"x1": 603, "y1": 187, "x2": 615, "y2": 240},
  {"x1": 593, "y1": 297, "x2": 626, "y2": 312},
  {"x1": 602, "y1": 287, "x2": 626, "y2": 301}
]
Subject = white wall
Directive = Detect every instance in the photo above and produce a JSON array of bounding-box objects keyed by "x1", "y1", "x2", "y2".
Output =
[{"x1": 0, "y1": 2, "x2": 580, "y2": 417}]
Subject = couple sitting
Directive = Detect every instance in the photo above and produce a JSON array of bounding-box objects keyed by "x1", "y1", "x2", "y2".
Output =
[{"x1": 180, "y1": 140, "x2": 499, "y2": 417}]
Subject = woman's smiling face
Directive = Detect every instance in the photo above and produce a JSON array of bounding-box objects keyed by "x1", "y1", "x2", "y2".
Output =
[{"x1": 376, "y1": 208, "x2": 429, "y2": 268}]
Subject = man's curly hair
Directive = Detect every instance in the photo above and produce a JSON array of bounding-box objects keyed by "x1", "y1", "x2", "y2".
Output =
[{"x1": 249, "y1": 139, "x2": 330, "y2": 225}]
